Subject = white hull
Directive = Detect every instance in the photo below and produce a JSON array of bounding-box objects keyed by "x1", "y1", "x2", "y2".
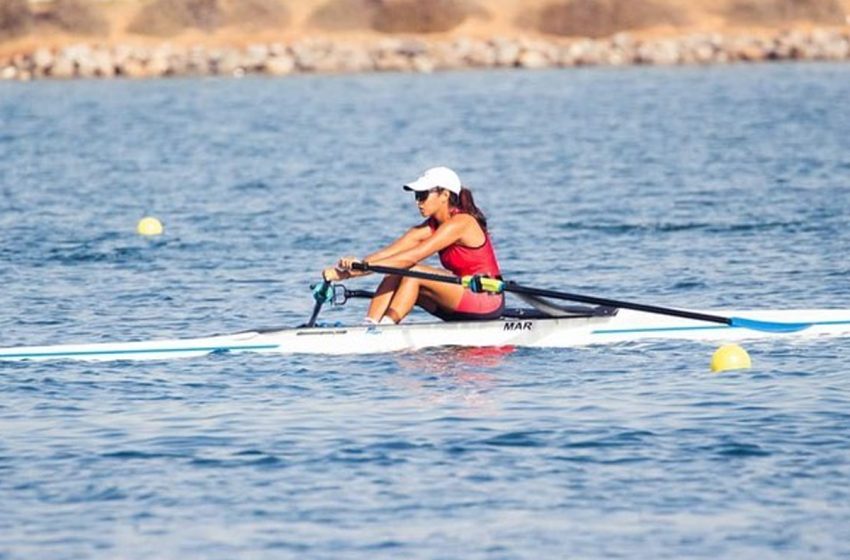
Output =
[{"x1": 2, "y1": 309, "x2": 850, "y2": 362}]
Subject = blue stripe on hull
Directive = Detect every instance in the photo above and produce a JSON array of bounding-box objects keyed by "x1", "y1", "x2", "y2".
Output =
[
  {"x1": 592, "y1": 319, "x2": 850, "y2": 336},
  {"x1": 0, "y1": 344, "x2": 279, "y2": 360}
]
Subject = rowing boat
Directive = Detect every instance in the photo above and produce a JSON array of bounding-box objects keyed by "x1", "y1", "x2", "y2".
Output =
[
  {"x1": 4, "y1": 264, "x2": 848, "y2": 362},
  {"x1": 3, "y1": 307, "x2": 850, "y2": 362}
]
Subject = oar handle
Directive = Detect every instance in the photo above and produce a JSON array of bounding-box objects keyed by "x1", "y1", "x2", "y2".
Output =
[
  {"x1": 351, "y1": 261, "x2": 504, "y2": 292},
  {"x1": 351, "y1": 261, "x2": 463, "y2": 285}
]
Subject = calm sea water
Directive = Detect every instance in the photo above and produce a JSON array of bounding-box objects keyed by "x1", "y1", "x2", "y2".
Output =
[{"x1": 1, "y1": 63, "x2": 849, "y2": 559}]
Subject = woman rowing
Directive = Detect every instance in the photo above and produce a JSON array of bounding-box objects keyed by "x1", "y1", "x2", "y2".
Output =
[{"x1": 323, "y1": 166, "x2": 504, "y2": 325}]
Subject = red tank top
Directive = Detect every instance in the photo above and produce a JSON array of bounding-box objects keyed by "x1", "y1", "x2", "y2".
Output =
[{"x1": 427, "y1": 215, "x2": 502, "y2": 278}]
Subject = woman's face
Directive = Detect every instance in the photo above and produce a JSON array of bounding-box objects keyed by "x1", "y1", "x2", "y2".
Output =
[{"x1": 415, "y1": 188, "x2": 448, "y2": 217}]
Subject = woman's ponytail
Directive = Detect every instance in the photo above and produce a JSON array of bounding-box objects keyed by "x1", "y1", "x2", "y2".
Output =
[{"x1": 449, "y1": 187, "x2": 488, "y2": 231}]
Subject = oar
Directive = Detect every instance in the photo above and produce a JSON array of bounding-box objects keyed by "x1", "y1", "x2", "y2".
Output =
[{"x1": 350, "y1": 262, "x2": 811, "y2": 333}]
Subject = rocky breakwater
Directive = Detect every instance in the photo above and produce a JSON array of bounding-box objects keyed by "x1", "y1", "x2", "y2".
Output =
[{"x1": 2, "y1": 28, "x2": 850, "y2": 80}]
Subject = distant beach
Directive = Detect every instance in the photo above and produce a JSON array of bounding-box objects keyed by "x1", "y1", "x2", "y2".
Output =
[
  {"x1": 2, "y1": 0, "x2": 849, "y2": 79},
  {"x1": 2, "y1": 29, "x2": 850, "y2": 80}
]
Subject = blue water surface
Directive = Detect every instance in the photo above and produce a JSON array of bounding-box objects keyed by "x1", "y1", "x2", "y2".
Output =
[{"x1": 1, "y1": 63, "x2": 849, "y2": 559}]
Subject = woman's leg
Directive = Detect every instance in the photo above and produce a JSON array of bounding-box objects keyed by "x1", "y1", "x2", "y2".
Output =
[
  {"x1": 366, "y1": 274, "x2": 402, "y2": 322},
  {"x1": 385, "y1": 265, "x2": 464, "y2": 323}
]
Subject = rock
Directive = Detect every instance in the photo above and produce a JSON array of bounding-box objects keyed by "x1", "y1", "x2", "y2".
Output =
[
  {"x1": 466, "y1": 41, "x2": 496, "y2": 67},
  {"x1": 168, "y1": 53, "x2": 189, "y2": 76},
  {"x1": 673, "y1": 35, "x2": 700, "y2": 64},
  {"x1": 611, "y1": 33, "x2": 635, "y2": 52},
  {"x1": 430, "y1": 42, "x2": 464, "y2": 70},
  {"x1": 692, "y1": 45, "x2": 716, "y2": 64},
  {"x1": 51, "y1": 56, "x2": 76, "y2": 78},
  {"x1": 186, "y1": 46, "x2": 211, "y2": 75},
  {"x1": 112, "y1": 44, "x2": 133, "y2": 66},
  {"x1": 11, "y1": 53, "x2": 32, "y2": 72},
  {"x1": 605, "y1": 48, "x2": 629, "y2": 66},
  {"x1": 397, "y1": 39, "x2": 427, "y2": 57},
  {"x1": 333, "y1": 47, "x2": 374, "y2": 73},
  {"x1": 121, "y1": 59, "x2": 149, "y2": 79},
  {"x1": 244, "y1": 44, "x2": 269, "y2": 70},
  {"x1": 637, "y1": 40, "x2": 681, "y2": 65},
  {"x1": 91, "y1": 48, "x2": 115, "y2": 77},
  {"x1": 291, "y1": 42, "x2": 319, "y2": 71},
  {"x1": 32, "y1": 48, "x2": 54, "y2": 72},
  {"x1": 62, "y1": 44, "x2": 91, "y2": 62},
  {"x1": 312, "y1": 53, "x2": 343, "y2": 73},
  {"x1": 269, "y1": 43, "x2": 287, "y2": 57},
  {"x1": 730, "y1": 37, "x2": 769, "y2": 62},
  {"x1": 147, "y1": 53, "x2": 172, "y2": 76},
  {"x1": 570, "y1": 40, "x2": 605, "y2": 66},
  {"x1": 215, "y1": 49, "x2": 243, "y2": 75},
  {"x1": 411, "y1": 55, "x2": 435, "y2": 73},
  {"x1": 266, "y1": 55, "x2": 295, "y2": 75},
  {"x1": 517, "y1": 48, "x2": 549, "y2": 69},
  {"x1": 491, "y1": 38, "x2": 520, "y2": 67},
  {"x1": 374, "y1": 51, "x2": 410, "y2": 72},
  {"x1": 810, "y1": 30, "x2": 850, "y2": 60}
]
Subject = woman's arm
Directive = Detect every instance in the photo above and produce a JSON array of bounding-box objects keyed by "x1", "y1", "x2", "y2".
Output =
[
  {"x1": 363, "y1": 224, "x2": 432, "y2": 264},
  {"x1": 325, "y1": 224, "x2": 432, "y2": 281},
  {"x1": 368, "y1": 215, "x2": 471, "y2": 270}
]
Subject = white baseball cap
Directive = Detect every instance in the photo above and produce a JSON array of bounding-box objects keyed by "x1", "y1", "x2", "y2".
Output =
[{"x1": 403, "y1": 166, "x2": 462, "y2": 195}]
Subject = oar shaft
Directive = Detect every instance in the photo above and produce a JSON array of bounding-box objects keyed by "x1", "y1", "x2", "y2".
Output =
[
  {"x1": 352, "y1": 262, "x2": 731, "y2": 326},
  {"x1": 502, "y1": 282, "x2": 731, "y2": 326}
]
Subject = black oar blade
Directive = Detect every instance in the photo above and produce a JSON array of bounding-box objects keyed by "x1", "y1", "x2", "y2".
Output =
[{"x1": 728, "y1": 317, "x2": 812, "y2": 333}]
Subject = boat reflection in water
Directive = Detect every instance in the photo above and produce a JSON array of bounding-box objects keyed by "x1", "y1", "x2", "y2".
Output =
[{"x1": 390, "y1": 345, "x2": 517, "y2": 413}]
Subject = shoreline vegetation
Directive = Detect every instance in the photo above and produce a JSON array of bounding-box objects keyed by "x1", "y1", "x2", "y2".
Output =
[{"x1": 1, "y1": 0, "x2": 849, "y2": 80}]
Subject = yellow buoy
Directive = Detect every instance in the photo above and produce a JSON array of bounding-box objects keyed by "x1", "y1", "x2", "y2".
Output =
[
  {"x1": 710, "y1": 343, "x2": 752, "y2": 372},
  {"x1": 137, "y1": 216, "x2": 163, "y2": 236}
]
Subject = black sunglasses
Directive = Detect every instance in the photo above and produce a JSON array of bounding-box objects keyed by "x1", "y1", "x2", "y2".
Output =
[{"x1": 414, "y1": 188, "x2": 439, "y2": 202}]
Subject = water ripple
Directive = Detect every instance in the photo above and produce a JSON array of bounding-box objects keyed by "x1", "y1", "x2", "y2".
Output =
[{"x1": 1, "y1": 64, "x2": 850, "y2": 560}]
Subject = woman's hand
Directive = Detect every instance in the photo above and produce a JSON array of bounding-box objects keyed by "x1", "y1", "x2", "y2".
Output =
[
  {"x1": 335, "y1": 256, "x2": 369, "y2": 277},
  {"x1": 322, "y1": 266, "x2": 351, "y2": 282},
  {"x1": 323, "y1": 257, "x2": 369, "y2": 282},
  {"x1": 337, "y1": 256, "x2": 361, "y2": 270}
]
